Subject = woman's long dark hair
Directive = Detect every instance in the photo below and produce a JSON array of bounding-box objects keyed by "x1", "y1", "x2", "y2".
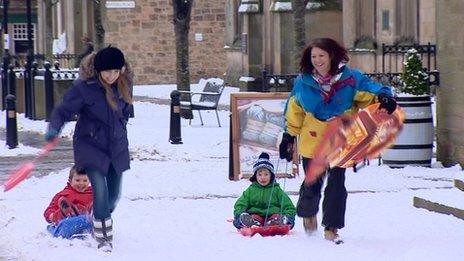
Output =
[
  {"x1": 300, "y1": 38, "x2": 349, "y2": 76},
  {"x1": 80, "y1": 53, "x2": 133, "y2": 110}
]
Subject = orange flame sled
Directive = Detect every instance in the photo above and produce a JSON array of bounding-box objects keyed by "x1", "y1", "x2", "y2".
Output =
[{"x1": 306, "y1": 103, "x2": 405, "y2": 184}]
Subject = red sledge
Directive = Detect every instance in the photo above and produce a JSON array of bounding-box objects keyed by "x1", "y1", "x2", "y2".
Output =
[
  {"x1": 238, "y1": 225, "x2": 290, "y2": 237},
  {"x1": 3, "y1": 138, "x2": 59, "y2": 192},
  {"x1": 306, "y1": 103, "x2": 405, "y2": 184}
]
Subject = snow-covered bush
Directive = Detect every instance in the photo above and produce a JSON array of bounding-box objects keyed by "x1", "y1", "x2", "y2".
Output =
[{"x1": 400, "y1": 48, "x2": 429, "y2": 95}]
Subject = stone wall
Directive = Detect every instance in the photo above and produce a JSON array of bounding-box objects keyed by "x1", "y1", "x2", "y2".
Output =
[
  {"x1": 436, "y1": 0, "x2": 464, "y2": 167},
  {"x1": 104, "y1": 0, "x2": 226, "y2": 85}
]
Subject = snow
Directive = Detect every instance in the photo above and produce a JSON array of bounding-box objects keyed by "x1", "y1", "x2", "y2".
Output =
[
  {"x1": 239, "y1": 76, "x2": 256, "y2": 82},
  {"x1": 1, "y1": 81, "x2": 464, "y2": 260},
  {"x1": 0, "y1": 140, "x2": 41, "y2": 156}
]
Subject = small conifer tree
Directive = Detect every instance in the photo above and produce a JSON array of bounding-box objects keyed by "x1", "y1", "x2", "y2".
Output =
[{"x1": 400, "y1": 49, "x2": 429, "y2": 95}]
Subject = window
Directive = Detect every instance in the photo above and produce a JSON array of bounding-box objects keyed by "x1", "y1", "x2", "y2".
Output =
[
  {"x1": 12, "y1": 23, "x2": 36, "y2": 53},
  {"x1": 12, "y1": 23, "x2": 35, "y2": 40},
  {"x1": 382, "y1": 10, "x2": 390, "y2": 31}
]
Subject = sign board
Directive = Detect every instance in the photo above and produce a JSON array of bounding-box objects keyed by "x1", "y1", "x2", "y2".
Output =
[
  {"x1": 194, "y1": 33, "x2": 203, "y2": 42},
  {"x1": 106, "y1": 1, "x2": 135, "y2": 9},
  {"x1": 3, "y1": 34, "x2": 9, "y2": 50},
  {"x1": 229, "y1": 92, "x2": 299, "y2": 180}
]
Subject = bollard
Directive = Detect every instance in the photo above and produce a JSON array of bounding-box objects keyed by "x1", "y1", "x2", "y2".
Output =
[
  {"x1": 30, "y1": 61, "x2": 38, "y2": 118},
  {"x1": 7, "y1": 64, "x2": 16, "y2": 96},
  {"x1": 5, "y1": 94, "x2": 18, "y2": 149},
  {"x1": 44, "y1": 62, "x2": 54, "y2": 121},
  {"x1": 169, "y1": 90, "x2": 183, "y2": 144}
]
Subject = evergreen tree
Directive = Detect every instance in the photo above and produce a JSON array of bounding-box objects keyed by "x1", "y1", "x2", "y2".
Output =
[{"x1": 400, "y1": 49, "x2": 429, "y2": 95}]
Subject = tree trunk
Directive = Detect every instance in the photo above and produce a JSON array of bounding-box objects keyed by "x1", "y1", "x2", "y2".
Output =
[
  {"x1": 44, "y1": 0, "x2": 53, "y2": 60},
  {"x1": 173, "y1": 0, "x2": 193, "y2": 119},
  {"x1": 93, "y1": 0, "x2": 105, "y2": 50},
  {"x1": 291, "y1": 0, "x2": 308, "y2": 72}
]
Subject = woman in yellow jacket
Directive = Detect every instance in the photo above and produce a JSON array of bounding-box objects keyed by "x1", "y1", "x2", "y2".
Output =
[{"x1": 279, "y1": 38, "x2": 397, "y2": 242}]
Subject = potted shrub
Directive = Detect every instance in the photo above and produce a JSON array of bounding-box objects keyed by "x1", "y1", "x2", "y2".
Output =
[
  {"x1": 399, "y1": 49, "x2": 430, "y2": 96},
  {"x1": 382, "y1": 48, "x2": 434, "y2": 168}
]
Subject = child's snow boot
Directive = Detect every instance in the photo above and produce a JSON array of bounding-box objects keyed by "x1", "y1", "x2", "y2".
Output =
[
  {"x1": 239, "y1": 213, "x2": 260, "y2": 227},
  {"x1": 303, "y1": 216, "x2": 317, "y2": 234},
  {"x1": 92, "y1": 217, "x2": 113, "y2": 251},
  {"x1": 266, "y1": 214, "x2": 287, "y2": 226}
]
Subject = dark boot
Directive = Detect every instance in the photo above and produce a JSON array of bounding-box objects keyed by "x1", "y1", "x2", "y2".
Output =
[
  {"x1": 239, "y1": 213, "x2": 260, "y2": 227},
  {"x1": 93, "y1": 217, "x2": 113, "y2": 251}
]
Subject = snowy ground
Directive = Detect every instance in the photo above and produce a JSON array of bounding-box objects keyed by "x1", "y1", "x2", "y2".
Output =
[{"x1": 0, "y1": 81, "x2": 463, "y2": 260}]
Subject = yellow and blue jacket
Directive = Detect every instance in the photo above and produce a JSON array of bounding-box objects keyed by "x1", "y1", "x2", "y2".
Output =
[{"x1": 284, "y1": 66, "x2": 393, "y2": 158}]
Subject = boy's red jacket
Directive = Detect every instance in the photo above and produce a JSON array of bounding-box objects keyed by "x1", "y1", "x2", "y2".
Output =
[{"x1": 44, "y1": 183, "x2": 92, "y2": 224}]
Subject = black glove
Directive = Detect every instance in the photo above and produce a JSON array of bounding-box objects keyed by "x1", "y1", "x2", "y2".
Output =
[
  {"x1": 279, "y1": 132, "x2": 295, "y2": 162},
  {"x1": 377, "y1": 93, "x2": 397, "y2": 114}
]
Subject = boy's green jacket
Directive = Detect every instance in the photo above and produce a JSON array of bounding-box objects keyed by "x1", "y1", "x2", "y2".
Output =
[{"x1": 234, "y1": 182, "x2": 296, "y2": 217}]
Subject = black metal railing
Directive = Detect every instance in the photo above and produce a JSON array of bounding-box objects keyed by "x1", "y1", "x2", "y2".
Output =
[
  {"x1": 382, "y1": 42, "x2": 436, "y2": 73},
  {"x1": 262, "y1": 43, "x2": 439, "y2": 92},
  {"x1": 261, "y1": 71, "x2": 440, "y2": 93},
  {"x1": 10, "y1": 53, "x2": 80, "y2": 69}
]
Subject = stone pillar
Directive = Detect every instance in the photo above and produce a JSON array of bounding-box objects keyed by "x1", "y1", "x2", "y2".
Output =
[
  {"x1": 269, "y1": 1, "x2": 293, "y2": 74},
  {"x1": 64, "y1": 0, "x2": 84, "y2": 54},
  {"x1": 238, "y1": 0, "x2": 263, "y2": 91},
  {"x1": 37, "y1": 0, "x2": 45, "y2": 54},
  {"x1": 343, "y1": 0, "x2": 356, "y2": 48},
  {"x1": 436, "y1": 0, "x2": 464, "y2": 167}
]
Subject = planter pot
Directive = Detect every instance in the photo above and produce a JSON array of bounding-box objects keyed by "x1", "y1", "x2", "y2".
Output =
[{"x1": 382, "y1": 94, "x2": 434, "y2": 168}]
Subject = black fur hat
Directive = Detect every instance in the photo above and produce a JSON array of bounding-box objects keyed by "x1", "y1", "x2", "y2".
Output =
[
  {"x1": 94, "y1": 46, "x2": 125, "y2": 72},
  {"x1": 249, "y1": 152, "x2": 275, "y2": 183}
]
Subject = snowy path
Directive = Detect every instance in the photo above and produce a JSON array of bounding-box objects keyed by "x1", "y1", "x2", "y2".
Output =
[{"x1": 1, "y1": 83, "x2": 463, "y2": 260}]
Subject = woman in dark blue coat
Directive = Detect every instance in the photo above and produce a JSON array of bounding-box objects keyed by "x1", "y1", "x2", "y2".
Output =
[{"x1": 45, "y1": 46, "x2": 133, "y2": 251}]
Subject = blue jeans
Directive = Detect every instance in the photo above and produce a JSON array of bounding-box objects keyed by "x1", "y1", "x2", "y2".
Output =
[{"x1": 86, "y1": 164, "x2": 123, "y2": 220}]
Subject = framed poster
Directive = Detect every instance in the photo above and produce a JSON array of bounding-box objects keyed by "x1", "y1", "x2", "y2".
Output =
[{"x1": 230, "y1": 92, "x2": 299, "y2": 181}]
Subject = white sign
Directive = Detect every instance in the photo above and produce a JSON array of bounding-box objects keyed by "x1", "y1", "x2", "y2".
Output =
[
  {"x1": 52, "y1": 32, "x2": 67, "y2": 54},
  {"x1": 194, "y1": 33, "x2": 203, "y2": 42},
  {"x1": 3, "y1": 34, "x2": 9, "y2": 50},
  {"x1": 106, "y1": 1, "x2": 135, "y2": 9}
]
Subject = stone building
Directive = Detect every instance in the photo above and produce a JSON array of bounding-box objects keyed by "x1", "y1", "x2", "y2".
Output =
[
  {"x1": 224, "y1": 0, "x2": 437, "y2": 87},
  {"x1": 34, "y1": 0, "x2": 227, "y2": 85},
  {"x1": 225, "y1": 0, "x2": 343, "y2": 87},
  {"x1": 0, "y1": 0, "x2": 38, "y2": 57},
  {"x1": 344, "y1": 0, "x2": 436, "y2": 73}
]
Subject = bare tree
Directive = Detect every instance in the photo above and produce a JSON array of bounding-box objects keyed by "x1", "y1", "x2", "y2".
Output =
[
  {"x1": 172, "y1": 0, "x2": 194, "y2": 119},
  {"x1": 93, "y1": 0, "x2": 105, "y2": 49},
  {"x1": 291, "y1": 0, "x2": 309, "y2": 71}
]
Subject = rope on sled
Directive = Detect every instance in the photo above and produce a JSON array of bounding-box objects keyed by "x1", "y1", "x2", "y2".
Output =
[{"x1": 263, "y1": 157, "x2": 290, "y2": 227}]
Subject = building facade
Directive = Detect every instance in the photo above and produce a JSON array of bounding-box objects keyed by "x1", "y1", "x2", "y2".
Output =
[
  {"x1": 0, "y1": 0, "x2": 38, "y2": 58},
  {"x1": 35, "y1": 0, "x2": 227, "y2": 85},
  {"x1": 343, "y1": 0, "x2": 436, "y2": 73},
  {"x1": 225, "y1": 0, "x2": 343, "y2": 87}
]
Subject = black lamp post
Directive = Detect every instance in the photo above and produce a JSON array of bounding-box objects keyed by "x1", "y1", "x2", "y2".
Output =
[
  {"x1": 24, "y1": 0, "x2": 34, "y2": 118},
  {"x1": 2, "y1": 0, "x2": 10, "y2": 110}
]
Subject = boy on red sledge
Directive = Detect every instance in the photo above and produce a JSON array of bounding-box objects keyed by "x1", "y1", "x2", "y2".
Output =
[
  {"x1": 233, "y1": 152, "x2": 296, "y2": 234},
  {"x1": 44, "y1": 166, "x2": 93, "y2": 239}
]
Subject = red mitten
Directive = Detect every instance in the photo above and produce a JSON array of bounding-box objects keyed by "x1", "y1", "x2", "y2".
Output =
[
  {"x1": 58, "y1": 197, "x2": 78, "y2": 217},
  {"x1": 49, "y1": 210, "x2": 64, "y2": 224},
  {"x1": 73, "y1": 203, "x2": 90, "y2": 215}
]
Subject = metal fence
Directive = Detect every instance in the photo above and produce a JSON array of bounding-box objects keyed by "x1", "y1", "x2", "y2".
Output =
[{"x1": 261, "y1": 43, "x2": 440, "y2": 92}]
